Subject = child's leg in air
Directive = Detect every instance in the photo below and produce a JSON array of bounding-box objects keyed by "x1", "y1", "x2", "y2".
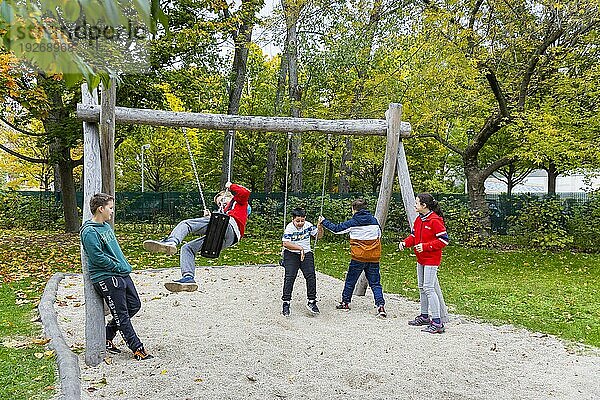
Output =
[
  {"x1": 168, "y1": 217, "x2": 210, "y2": 245},
  {"x1": 163, "y1": 236, "x2": 204, "y2": 292},
  {"x1": 144, "y1": 217, "x2": 210, "y2": 255}
]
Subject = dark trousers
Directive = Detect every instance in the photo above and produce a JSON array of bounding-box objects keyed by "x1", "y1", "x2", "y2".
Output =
[
  {"x1": 281, "y1": 250, "x2": 317, "y2": 302},
  {"x1": 342, "y1": 259, "x2": 385, "y2": 306},
  {"x1": 93, "y1": 275, "x2": 143, "y2": 352}
]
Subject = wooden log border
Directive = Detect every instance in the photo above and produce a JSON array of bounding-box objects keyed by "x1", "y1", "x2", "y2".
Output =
[{"x1": 39, "y1": 273, "x2": 81, "y2": 400}]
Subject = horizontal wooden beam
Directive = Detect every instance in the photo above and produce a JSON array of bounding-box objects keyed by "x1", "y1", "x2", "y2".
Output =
[{"x1": 77, "y1": 104, "x2": 412, "y2": 137}]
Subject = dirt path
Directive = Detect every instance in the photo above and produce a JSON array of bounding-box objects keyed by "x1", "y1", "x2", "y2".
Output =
[{"x1": 54, "y1": 267, "x2": 600, "y2": 399}]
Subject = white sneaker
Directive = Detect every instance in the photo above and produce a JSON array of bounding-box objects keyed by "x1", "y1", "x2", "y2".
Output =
[{"x1": 143, "y1": 239, "x2": 177, "y2": 255}]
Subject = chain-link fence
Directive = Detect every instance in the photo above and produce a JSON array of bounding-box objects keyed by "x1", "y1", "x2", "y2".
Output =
[{"x1": 4, "y1": 190, "x2": 590, "y2": 233}]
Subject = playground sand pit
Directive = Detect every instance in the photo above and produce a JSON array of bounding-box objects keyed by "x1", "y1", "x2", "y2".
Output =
[{"x1": 54, "y1": 267, "x2": 600, "y2": 399}]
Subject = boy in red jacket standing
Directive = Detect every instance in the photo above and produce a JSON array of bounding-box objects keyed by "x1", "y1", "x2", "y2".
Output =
[
  {"x1": 399, "y1": 193, "x2": 449, "y2": 333},
  {"x1": 143, "y1": 181, "x2": 251, "y2": 292}
]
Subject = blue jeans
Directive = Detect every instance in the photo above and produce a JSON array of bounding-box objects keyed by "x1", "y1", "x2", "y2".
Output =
[
  {"x1": 167, "y1": 217, "x2": 237, "y2": 278},
  {"x1": 342, "y1": 260, "x2": 385, "y2": 306}
]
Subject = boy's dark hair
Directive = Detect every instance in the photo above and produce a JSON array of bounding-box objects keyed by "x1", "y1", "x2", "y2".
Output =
[
  {"x1": 90, "y1": 193, "x2": 114, "y2": 215},
  {"x1": 351, "y1": 198, "x2": 368, "y2": 212},
  {"x1": 416, "y1": 193, "x2": 444, "y2": 218},
  {"x1": 291, "y1": 207, "x2": 306, "y2": 218}
]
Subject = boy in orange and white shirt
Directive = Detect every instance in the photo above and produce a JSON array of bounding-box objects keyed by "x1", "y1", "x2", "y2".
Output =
[{"x1": 319, "y1": 198, "x2": 386, "y2": 318}]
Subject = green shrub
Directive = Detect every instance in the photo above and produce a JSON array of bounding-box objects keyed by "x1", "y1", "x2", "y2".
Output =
[
  {"x1": 441, "y1": 196, "x2": 497, "y2": 248},
  {"x1": 0, "y1": 191, "x2": 62, "y2": 230},
  {"x1": 567, "y1": 191, "x2": 600, "y2": 252},
  {"x1": 507, "y1": 195, "x2": 573, "y2": 251}
]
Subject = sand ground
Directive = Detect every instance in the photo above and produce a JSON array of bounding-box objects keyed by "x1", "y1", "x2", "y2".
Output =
[{"x1": 54, "y1": 266, "x2": 600, "y2": 400}]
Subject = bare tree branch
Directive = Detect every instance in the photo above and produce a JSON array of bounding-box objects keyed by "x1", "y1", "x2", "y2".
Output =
[
  {"x1": 0, "y1": 143, "x2": 47, "y2": 163},
  {"x1": 483, "y1": 69, "x2": 509, "y2": 117},
  {"x1": 419, "y1": 133, "x2": 465, "y2": 156},
  {"x1": 481, "y1": 155, "x2": 518, "y2": 180},
  {"x1": 518, "y1": 28, "x2": 564, "y2": 109},
  {"x1": 0, "y1": 116, "x2": 46, "y2": 137}
]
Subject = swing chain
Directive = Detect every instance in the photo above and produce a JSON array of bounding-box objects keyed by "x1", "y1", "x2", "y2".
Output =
[
  {"x1": 183, "y1": 128, "x2": 208, "y2": 213},
  {"x1": 314, "y1": 133, "x2": 331, "y2": 250}
]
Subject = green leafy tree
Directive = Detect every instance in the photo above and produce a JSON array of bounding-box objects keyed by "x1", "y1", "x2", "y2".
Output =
[
  {"x1": 0, "y1": 0, "x2": 167, "y2": 88},
  {"x1": 408, "y1": 0, "x2": 600, "y2": 232}
]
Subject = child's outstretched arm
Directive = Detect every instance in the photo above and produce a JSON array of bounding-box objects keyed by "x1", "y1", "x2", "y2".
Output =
[{"x1": 318, "y1": 215, "x2": 358, "y2": 234}]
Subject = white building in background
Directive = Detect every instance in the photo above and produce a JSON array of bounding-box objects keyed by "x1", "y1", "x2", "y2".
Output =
[{"x1": 485, "y1": 170, "x2": 600, "y2": 194}]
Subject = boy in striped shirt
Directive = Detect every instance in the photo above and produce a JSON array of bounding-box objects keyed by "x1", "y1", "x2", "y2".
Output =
[{"x1": 281, "y1": 207, "x2": 323, "y2": 316}]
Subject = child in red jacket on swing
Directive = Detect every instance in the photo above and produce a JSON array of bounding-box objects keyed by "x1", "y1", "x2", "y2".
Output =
[
  {"x1": 398, "y1": 193, "x2": 450, "y2": 333},
  {"x1": 143, "y1": 181, "x2": 251, "y2": 292}
]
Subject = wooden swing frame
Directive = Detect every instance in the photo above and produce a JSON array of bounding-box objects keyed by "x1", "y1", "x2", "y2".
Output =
[{"x1": 77, "y1": 80, "x2": 417, "y2": 366}]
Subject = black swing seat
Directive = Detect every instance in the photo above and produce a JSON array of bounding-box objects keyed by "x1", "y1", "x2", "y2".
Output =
[{"x1": 201, "y1": 212, "x2": 231, "y2": 259}]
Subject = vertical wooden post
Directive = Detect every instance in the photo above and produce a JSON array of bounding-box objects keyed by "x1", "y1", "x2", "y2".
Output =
[
  {"x1": 99, "y1": 79, "x2": 116, "y2": 226},
  {"x1": 354, "y1": 103, "x2": 402, "y2": 296},
  {"x1": 397, "y1": 139, "x2": 417, "y2": 226},
  {"x1": 81, "y1": 83, "x2": 105, "y2": 366}
]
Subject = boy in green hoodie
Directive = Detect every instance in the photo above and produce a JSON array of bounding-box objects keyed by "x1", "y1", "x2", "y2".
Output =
[{"x1": 80, "y1": 193, "x2": 153, "y2": 361}]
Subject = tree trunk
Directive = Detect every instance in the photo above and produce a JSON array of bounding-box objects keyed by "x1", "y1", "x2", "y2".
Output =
[
  {"x1": 282, "y1": 0, "x2": 302, "y2": 193},
  {"x1": 264, "y1": 139, "x2": 278, "y2": 193},
  {"x1": 266, "y1": 46, "x2": 289, "y2": 193},
  {"x1": 338, "y1": 1, "x2": 383, "y2": 194},
  {"x1": 44, "y1": 78, "x2": 80, "y2": 232},
  {"x1": 53, "y1": 164, "x2": 61, "y2": 193},
  {"x1": 221, "y1": 0, "x2": 260, "y2": 187},
  {"x1": 290, "y1": 135, "x2": 302, "y2": 193},
  {"x1": 465, "y1": 160, "x2": 491, "y2": 235},
  {"x1": 546, "y1": 161, "x2": 558, "y2": 195},
  {"x1": 57, "y1": 151, "x2": 80, "y2": 232},
  {"x1": 327, "y1": 152, "x2": 334, "y2": 192},
  {"x1": 338, "y1": 138, "x2": 352, "y2": 193}
]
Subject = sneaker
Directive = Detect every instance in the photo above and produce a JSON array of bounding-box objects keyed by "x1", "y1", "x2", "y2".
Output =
[
  {"x1": 133, "y1": 346, "x2": 154, "y2": 361},
  {"x1": 164, "y1": 275, "x2": 198, "y2": 292},
  {"x1": 421, "y1": 322, "x2": 445, "y2": 334},
  {"x1": 377, "y1": 305, "x2": 387, "y2": 318},
  {"x1": 282, "y1": 302, "x2": 290, "y2": 317},
  {"x1": 306, "y1": 300, "x2": 320, "y2": 315},
  {"x1": 408, "y1": 315, "x2": 431, "y2": 326},
  {"x1": 335, "y1": 301, "x2": 350, "y2": 310},
  {"x1": 106, "y1": 340, "x2": 121, "y2": 354},
  {"x1": 143, "y1": 239, "x2": 177, "y2": 255}
]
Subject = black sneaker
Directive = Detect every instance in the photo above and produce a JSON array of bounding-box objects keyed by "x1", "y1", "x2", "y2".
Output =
[
  {"x1": 408, "y1": 315, "x2": 431, "y2": 326},
  {"x1": 106, "y1": 340, "x2": 121, "y2": 354},
  {"x1": 335, "y1": 301, "x2": 350, "y2": 310},
  {"x1": 306, "y1": 300, "x2": 320, "y2": 315},
  {"x1": 133, "y1": 346, "x2": 154, "y2": 360},
  {"x1": 377, "y1": 305, "x2": 387, "y2": 318},
  {"x1": 282, "y1": 302, "x2": 290, "y2": 317},
  {"x1": 422, "y1": 322, "x2": 445, "y2": 334}
]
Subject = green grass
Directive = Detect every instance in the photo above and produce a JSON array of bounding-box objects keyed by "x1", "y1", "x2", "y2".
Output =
[
  {"x1": 0, "y1": 282, "x2": 57, "y2": 400},
  {"x1": 318, "y1": 243, "x2": 600, "y2": 347},
  {"x1": 1, "y1": 229, "x2": 599, "y2": 398}
]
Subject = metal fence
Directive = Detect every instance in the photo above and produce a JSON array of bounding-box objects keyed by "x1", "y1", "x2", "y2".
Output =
[{"x1": 13, "y1": 190, "x2": 592, "y2": 235}]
